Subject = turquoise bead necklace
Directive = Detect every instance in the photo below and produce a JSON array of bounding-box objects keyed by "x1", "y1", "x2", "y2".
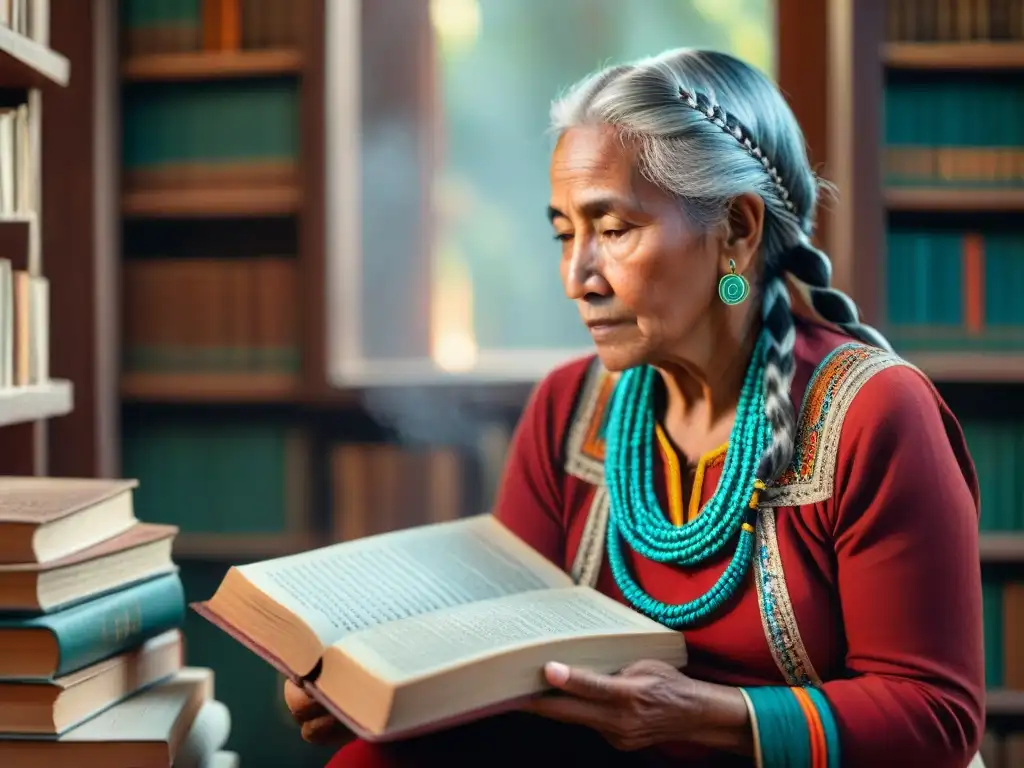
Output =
[{"x1": 603, "y1": 329, "x2": 773, "y2": 629}]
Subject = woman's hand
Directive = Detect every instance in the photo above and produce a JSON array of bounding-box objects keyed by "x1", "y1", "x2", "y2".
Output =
[
  {"x1": 523, "y1": 659, "x2": 753, "y2": 755},
  {"x1": 283, "y1": 679, "x2": 353, "y2": 747}
]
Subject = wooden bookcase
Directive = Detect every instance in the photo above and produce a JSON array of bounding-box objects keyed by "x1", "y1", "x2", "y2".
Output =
[
  {"x1": 0, "y1": 3, "x2": 74, "y2": 477},
  {"x1": 42, "y1": 0, "x2": 119, "y2": 481},
  {"x1": 826, "y1": 0, "x2": 1024, "y2": 739},
  {"x1": 103, "y1": 4, "x2": 339, "y2": 764},
  {"x1": 116, "y1": 5, "x2": 317, "y2": 404},
  {"x1": 112, "y1": 0, "x2": 327, "y2": 564}
]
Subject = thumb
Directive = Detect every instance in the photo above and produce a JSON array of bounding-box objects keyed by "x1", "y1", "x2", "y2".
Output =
[{"x1": 543, "y1": 662, "x2": 622, "y2": 701}]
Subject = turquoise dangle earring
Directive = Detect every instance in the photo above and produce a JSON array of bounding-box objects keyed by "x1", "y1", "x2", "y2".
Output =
[{"x1": 718, "y1": 259, "x2": 750, "y2": 305}]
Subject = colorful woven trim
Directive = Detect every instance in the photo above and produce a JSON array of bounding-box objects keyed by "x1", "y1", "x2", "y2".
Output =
[
  {"x1": 753, "y1": 509, "x2": 821, "y2": 687},
  {"x1": 760, "y1": 342, "x2": 908, "y2": 507},
  {"x1": 740, "y1": 685, "x2": 841, "y2": 768},
  {"x1": 563, "y1": 360, "x2": 615, "y2": 485}
]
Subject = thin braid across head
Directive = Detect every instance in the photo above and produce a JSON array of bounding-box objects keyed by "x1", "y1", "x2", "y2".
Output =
[{"x1": 677, "y1": 88, "x2": 797, "y2": 217}]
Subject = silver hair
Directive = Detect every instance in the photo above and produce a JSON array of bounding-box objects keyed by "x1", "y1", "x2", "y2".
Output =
[{"x1": 549, "y1": 48, "x2": 891, "y2": 483}]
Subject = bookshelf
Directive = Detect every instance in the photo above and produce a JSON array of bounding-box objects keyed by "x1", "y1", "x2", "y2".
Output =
[
  {"x1": 120, "y1": 48, "x2": 302, "y2": 81},
  {"x1": 0, "y1": 379, "x2": 70, "y2": 425},
  {"x1": 0, "y1": 0, "x2": 73, "y2": 476},
  {"x1": 0, "y1": 21, "x2": 68, "y2": 86},
  {"x1": 40, "y1": 0, "x2": 119, "y2": 481},
  {"x1": 981, "y1": 535, "x2": 1024, "y2": 564},
  {"x1": 885, "y1": 188, "x2": 1024, "y2": 212},
  {"x1": 111, "y1": 2, "x2": 337, "y2": 765},
  {"x1": 0, "y1": 12, "x2": 239, "y2": 761},
  {"x1": 121, "y1": 184, "x2": 301, "y2": 218},
  {"x1": 884, "y1": 40, "x2": 1024, "y2": 69},
  {"x1": 827, "y1": 0, "x2": 1024, "y2": 754},
  {"x1": 117, "y1": 7, "x2": 312, "y2": 408}
]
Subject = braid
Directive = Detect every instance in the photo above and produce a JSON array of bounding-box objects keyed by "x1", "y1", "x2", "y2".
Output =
[
  {"x1": 676, "y1": 86, "x2": 891, "y2": 481},
  {"x1": 781, "y1": 243, "x2": 893, "y2": 351},
  {"x1": 755, "y1": 246, "x2": 892, "y2": 483},
  {"x1": 759, "y1": 276, "x2": 798, "y2": 481}
]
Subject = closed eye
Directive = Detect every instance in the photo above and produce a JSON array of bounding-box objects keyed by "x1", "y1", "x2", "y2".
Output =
[{"x1": 553, "y1": 233, "x2": 573, "y2": 242}]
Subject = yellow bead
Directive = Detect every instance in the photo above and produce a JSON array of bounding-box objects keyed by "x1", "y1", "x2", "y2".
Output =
[{"x1": 742, "y1": 522, "x2": 755, "y2": 534}]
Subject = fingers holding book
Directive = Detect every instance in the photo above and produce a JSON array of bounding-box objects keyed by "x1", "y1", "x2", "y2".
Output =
[
  {"x1": 283, "y1": 679, "x2": 353, "y2": 747},
  {"x1": 522, "y1": 659, "x2": 698, "y2": 752}
]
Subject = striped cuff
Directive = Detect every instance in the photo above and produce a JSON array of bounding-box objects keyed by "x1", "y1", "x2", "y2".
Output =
[
  {"x1": 739, "y1": 685, "x2": 841, "y2": 768},
  {"x1": 738, "y1": 688, "x2": 765, "y2": 768}
]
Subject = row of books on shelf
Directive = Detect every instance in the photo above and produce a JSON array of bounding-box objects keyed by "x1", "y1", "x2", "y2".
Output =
[
  {"x1": 0, "y1": 476, "x2": 236, "y2": 765},
  {"x1": 0, "y1": 92, "x2": 46, "y2": 389},
  {"x1": 123, "y1": 423, "x2": 311, "y2": 538},
  {"x1": 885, "y1": 228, "x2": 1024, "y2": 352},
  {"x1": 120, "y1": 421, "x2": 511, "y2": 542},
  {"x1": 121, "y1": 0, "x2": 299, "y2": 57},
  {"x1": 969, "y1": 419, "x2": 1024, "y2": 532},
  {"x1": 982, "y1": 732, "x2": 1024, "y2": 768},
  {"x1": 0, "y1": 219, "x2": 46, "y2": 388},
  {"x1": 0, "y1": 99, "x2": 33, "y2": 219},
  {"x1": 122, "y1": 79, "x2": 298, "y2": 190},
  {"x1": 886, "y1": 0, "x2": 1024, "y2": 42},
  {"x1": 123, "y1": 256, "x2": 298, "y2": 376},
  {"x1": 983, "y1": 576, "x2": 1024, "y2": 692},
  {"x1": 0, "y1": 0, "x2": 45, "y2": 39},
  {"x1": 884, "y1": 79, "x2": 1024, "y2": 190},
  {"x1": 331, "y1": 442, "x2": 469, "y2": 542}
]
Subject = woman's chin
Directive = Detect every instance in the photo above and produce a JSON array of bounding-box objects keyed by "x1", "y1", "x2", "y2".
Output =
[{"x1": 592, "y1": 343, "x2": 647, "y2": 373}]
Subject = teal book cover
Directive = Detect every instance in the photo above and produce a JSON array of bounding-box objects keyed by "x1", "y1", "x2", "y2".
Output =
[{"x1": 0, "y1": 572, "x2": 186, "y2": 681}]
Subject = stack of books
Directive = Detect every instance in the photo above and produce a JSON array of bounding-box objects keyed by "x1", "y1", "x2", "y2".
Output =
[{"x1": 0, "y1": 476, "x2": 238, "y2": 766}]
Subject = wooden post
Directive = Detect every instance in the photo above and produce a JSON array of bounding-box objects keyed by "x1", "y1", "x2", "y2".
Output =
[
  {"x1": 776, "y1": 0, "x2": 830, "y2": 250},
  {"x1": 824, "y1": 0, "x2": 887, "y2": 319},
  {"x1": 43, "y1": 0, "x2": 119, "y2": 477}
]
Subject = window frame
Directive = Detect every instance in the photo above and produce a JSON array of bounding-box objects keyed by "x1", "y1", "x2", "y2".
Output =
[{"x1": 319, "y1": 0, "x2": 829, "y2": 392}]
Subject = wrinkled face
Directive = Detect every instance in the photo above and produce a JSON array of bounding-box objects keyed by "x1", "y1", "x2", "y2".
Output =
[{"x1": 548, "y1": 124, "x2": 724, "y2": 372}]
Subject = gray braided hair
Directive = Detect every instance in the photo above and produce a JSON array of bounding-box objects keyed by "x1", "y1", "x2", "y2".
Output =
[{"x1": 549, "y1": 48, "x2": 891, "y2": 483}]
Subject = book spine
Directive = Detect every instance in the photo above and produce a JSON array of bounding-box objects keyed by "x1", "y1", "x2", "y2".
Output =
[{"x1": 34, "y1": 573, "x2": 184, "y2": 678}]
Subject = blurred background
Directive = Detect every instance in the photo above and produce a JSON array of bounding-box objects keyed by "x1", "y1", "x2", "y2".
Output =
[{"x1": 4, "y1": 0, "x2": 1024, "y2": 765}]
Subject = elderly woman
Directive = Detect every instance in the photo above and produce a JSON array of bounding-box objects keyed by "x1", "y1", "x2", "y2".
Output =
[{"x1": 287, "y1": 48, "x2": 985, "y2": 767}]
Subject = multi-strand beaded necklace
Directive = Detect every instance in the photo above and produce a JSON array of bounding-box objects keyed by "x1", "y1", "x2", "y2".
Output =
[{"x1": 603, "y1": 330, "x2": 772, "y2": 629}]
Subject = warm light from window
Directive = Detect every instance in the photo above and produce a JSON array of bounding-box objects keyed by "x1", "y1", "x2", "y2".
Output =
[
  {"x1": 693, "y1": 0, "x2": 771, "y2": 74},
  {"x1": 429, "y1": 0, "x2": 481, "y2": 52},
  {"x1": 431, "y1": 245, "x2": 479, "y2": 372}
]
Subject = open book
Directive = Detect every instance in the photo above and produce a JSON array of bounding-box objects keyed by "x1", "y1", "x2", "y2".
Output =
[{"x1": 194, "y1": 515, "x2": 686, "y2": 741}]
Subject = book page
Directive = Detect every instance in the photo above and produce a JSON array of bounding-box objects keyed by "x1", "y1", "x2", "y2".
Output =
[
  {"x1": 332, "y1": 586, "x2": 671, "y2": 682},
  {"x1": 238, "y1": 515, "x2": 572, "y2": 646}
]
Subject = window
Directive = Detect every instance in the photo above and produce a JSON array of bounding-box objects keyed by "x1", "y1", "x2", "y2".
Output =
[{"x1": 326, "y1": 0, "x2": 775, "y2": 386}]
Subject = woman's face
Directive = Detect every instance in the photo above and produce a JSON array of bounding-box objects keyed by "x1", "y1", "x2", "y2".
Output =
[{"x1": 548, "y1": 124, "x2": 760, "y2": 373}]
